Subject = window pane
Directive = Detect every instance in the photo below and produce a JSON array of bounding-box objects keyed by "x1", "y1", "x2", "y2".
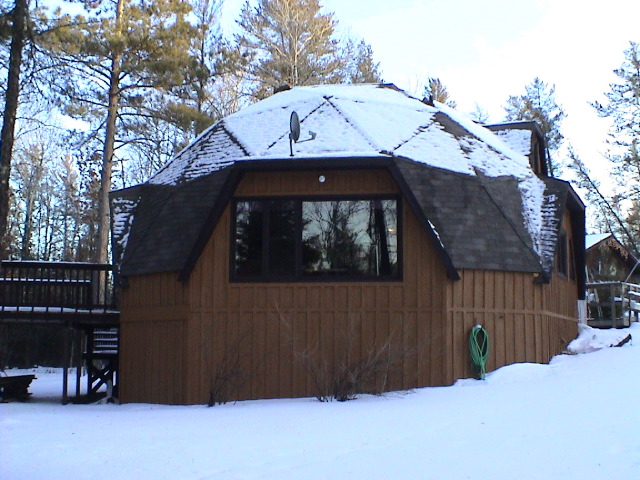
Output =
[
  {"x1": 234, "y1": 201, "x2": 263, "y2": 277},
  {"x1": 302, "y1": 199, "x2": 398, "y2": 277},
  {"x1": 557, "y1": 230, "x2": 568, "y2": 276},
  {"x1": 268, "y1": 200, "x2": 297, "y2": 276}
]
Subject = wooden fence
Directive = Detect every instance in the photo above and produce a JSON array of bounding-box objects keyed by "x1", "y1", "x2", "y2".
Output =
[{"x1": 586, "y1": 281, "x2": 640, "y2": 328}]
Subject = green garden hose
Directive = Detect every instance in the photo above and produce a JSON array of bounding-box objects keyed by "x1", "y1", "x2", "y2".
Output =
[{"x1": 469, "y1": 325, "x2": 490, "y2": 380}]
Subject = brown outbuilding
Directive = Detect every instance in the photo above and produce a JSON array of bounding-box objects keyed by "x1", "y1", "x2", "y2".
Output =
[{"x1": 110, "y1": 84, "x2": 585, "y2": 404}]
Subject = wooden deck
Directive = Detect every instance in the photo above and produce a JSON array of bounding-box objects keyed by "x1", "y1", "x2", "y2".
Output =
[
  {"x1": 0, "y1": 260, "x2": 120, "y2": 402},
  {"x1": 587, "y1": 281, "x2": 640, "y2": 328},
  {"x1": 0, "y1": 260, "x2": 119, "y2": 325}
]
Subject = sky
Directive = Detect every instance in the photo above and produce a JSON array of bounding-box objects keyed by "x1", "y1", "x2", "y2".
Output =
[{"x1": 221, "y1": 0, "x2": 640, "y2": 185}]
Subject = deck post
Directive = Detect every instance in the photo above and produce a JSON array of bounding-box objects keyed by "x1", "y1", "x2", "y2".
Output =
[
  {"x1": 75, "y1": 327, "x2": 83, "y2": 398},
  {"x1": 610, "y1": 283, "x2": 616, "y2": 328},
  {"x1": 62, "y1": 324, "x2": 71, "y2": 404}
]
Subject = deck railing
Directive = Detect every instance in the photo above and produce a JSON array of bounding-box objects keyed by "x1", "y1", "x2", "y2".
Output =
[
  {"x1": 0, "y1": 260, "x2": 118, "y2": 321},
  {"x1": 586, "y1": 281, "x2": 640, "y2": 328}
]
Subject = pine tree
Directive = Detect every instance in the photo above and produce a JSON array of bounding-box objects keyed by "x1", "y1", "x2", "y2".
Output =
[
  {"x1": 0, "y1": 0, "x2": 28, "y2": 257},
  {"x1": 589, "y1": 41, "x2": 640, "y2": 254},
  {"x1": 593, "y1": 42, "x2": 640, "y2": 207},
  {"x1": 423, "y1": 77, "x2": 456, "y2": 108},
  {"x1": 567, "y1": 147, "x2": 638, "y2": 255},
  {"x1": 44, "y1": 0, "x2": 197, "y2": 263},
  {"x1": 340, "y1": 38, "x2": 382, "y2": 84},
  {"x1": 236, "y1": 0, "x2": 341, "y2": 98},
  {"x1": 234, "y1": 0, "x2": 380, "y2": 99},
  {"x1": 504, "y1": 77, "x2": 565, "y2": 174},
  {"x1": 158, "y1": 0, "x2": 228, "y2": 138}
]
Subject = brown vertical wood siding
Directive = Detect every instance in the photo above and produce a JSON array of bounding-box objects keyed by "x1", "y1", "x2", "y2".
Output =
[
  {"x1": 186, "y1": 169, "x2": 449, "y2": 403},
  {"x1": 446, "y1": 269, "x2": 578, "y2": 382},
  {"x1": 118, "y1": 272, "x2": 189, "y2": 404},
  {"x1": 118, "y1": 168, "x2": 579, "y2": 404}
]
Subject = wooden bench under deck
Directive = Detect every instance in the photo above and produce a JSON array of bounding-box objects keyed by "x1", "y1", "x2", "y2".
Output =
[{"x1": 0, "y1": 374, "x2": 36, "y2": 401}]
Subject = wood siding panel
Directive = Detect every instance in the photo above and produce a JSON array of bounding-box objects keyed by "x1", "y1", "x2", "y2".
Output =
[
  {"x1": 119, "y1": 319, "x2": 186, "y2": 404},
  {"x1": 118, "y1": 272, "x2": 188, "y2": 404},
  {"x1": 118, "y1": 169, "x2": 581, "y2": 404},
  {"x1": 183, "y1": 169, "x2": 449, "y2": 403},
  {"x1": 446, "y1": 269, "x2": 579, "y2": 381}
]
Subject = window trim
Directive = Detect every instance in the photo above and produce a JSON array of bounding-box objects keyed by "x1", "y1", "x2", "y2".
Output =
[
  {"x1": 556, "y1": 228, "x2": 569, "y2": 279},
  {"x1": 230, "y1": 194, "x2": 403, "y2": 283}
]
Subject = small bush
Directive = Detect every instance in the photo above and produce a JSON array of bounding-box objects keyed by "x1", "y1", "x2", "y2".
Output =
[
  {"x1": 206, "y1": 330, "x2": 249, "y2": 406},
  {"x1": 283, "y1": 314, "x2": 413, "y2": 402}
]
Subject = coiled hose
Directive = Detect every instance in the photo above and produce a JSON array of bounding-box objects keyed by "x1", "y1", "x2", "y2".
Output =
[{"x1": 469, "y1": 325, "x2": 490, "y2": 380}]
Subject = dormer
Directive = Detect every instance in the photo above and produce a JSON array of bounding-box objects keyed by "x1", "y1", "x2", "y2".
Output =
[{"x1": 485, "y1": 121, "x2": 551, "y2": 177}]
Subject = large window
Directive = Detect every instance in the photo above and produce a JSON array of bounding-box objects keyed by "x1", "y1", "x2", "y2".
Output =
[{"x1": 232, "y1": 197, "x2": 400, "y2": 281}]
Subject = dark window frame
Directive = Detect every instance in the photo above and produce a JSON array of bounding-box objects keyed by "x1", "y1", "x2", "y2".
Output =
[
  {"x1": 557, "y1": 228, "x2": 569, "y2": 278},
  {"x1": 230, "y1": 195, "x2": 403, "y2": 283}
]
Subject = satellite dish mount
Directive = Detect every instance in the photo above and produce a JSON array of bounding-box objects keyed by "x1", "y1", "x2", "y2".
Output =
[{"x1": 289, "y1": 111, "x2": 316, "y2": 156}]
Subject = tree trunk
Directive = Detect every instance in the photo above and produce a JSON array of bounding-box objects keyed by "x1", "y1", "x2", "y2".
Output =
[
  {"x1": 94, "y1": 0, "x2": 124, "y2": 264},
  {"x1": 0, "y1": 0, "x2": 28, "y2": 258}
]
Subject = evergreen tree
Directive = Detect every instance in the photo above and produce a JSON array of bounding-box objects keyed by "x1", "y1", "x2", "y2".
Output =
[
  {"x1": 589, "y1": 41, "x2": 640, "y2": 254},
  {"x1": 504, "y1": 77, "x2": 565, "y2": 174},
  {"x1": 158, "y1": 0, "x2": 229, "y2": 137},
  {"x1": 593, "y1": 42, "x2": 640, "y2": 208},
  {"x1": 44, "y1": 0, "x2": 197, "y2": 263},
  {"x1": 340, "y1": 38, "x2": 382, "y2": 84},
  {"x1": 423, "y1": 77, "x2": 456, "y2": 108},
  {"x1": 235, "y1": 0, "x2": 340, "y2": 98},
  {"x1": 234, "y1": 0, "x2": 380, "y2": 99},
  {"x1": 567, "y1": 146, "x2": 638, "y2": 255},
  {"x1": 0, "y1": 0, "x2": 28, "y2": 257}
]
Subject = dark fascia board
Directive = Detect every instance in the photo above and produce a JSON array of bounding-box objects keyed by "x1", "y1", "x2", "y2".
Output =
[
  {"x1": 546, "y1": 177, "x2": 587, "y2": 298},
  {"x1": 178, "y1": 155, "x2": 460, "y2": 282},
  {"x1": 178, "y1": 168, "x2": 243, "y2": 282},
  {"x1": 588, "y1": 233, "x2": 639, "y2": 269},
  {"x1": 234, "y1": 155, "x2": 394, "y2": 171},
  {"x1": 485, "y1": 120, "x2": 544, "y2": 136}
]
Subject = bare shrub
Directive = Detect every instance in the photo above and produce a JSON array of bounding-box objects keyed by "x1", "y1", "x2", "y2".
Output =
[
  {"x1": 281, "y1": 312, "x2": 414, "y2": 402},
  {"x1": 205, "y1": 329, "x2": 249, "y2": 406}
]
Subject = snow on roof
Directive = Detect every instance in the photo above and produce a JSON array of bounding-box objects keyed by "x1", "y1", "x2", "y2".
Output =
[
  {"x1": 139, "y1": 83, "x2": 552, "y2": 262},
  {"x1": 111, "y1": 196, "x2": 139, "y2": 257},
  {"x1": 586, "y1": 233, "x2": 613, "y2": 250},
  {"x1": 149, "y1": 84, "x2": 536, "y2": 185},
  {"x1": 491, "y1": 128, "x2": 532, "y2": 157}
]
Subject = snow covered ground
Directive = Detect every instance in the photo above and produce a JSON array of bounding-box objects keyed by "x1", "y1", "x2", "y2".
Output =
[{"x1": 3, "y1": 324, "x2": 640, "y2": 480}]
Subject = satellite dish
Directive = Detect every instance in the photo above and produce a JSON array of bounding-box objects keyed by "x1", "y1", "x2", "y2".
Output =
[{"x1": 290, "y1": 111, "x2": 300, "y2": 142}]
